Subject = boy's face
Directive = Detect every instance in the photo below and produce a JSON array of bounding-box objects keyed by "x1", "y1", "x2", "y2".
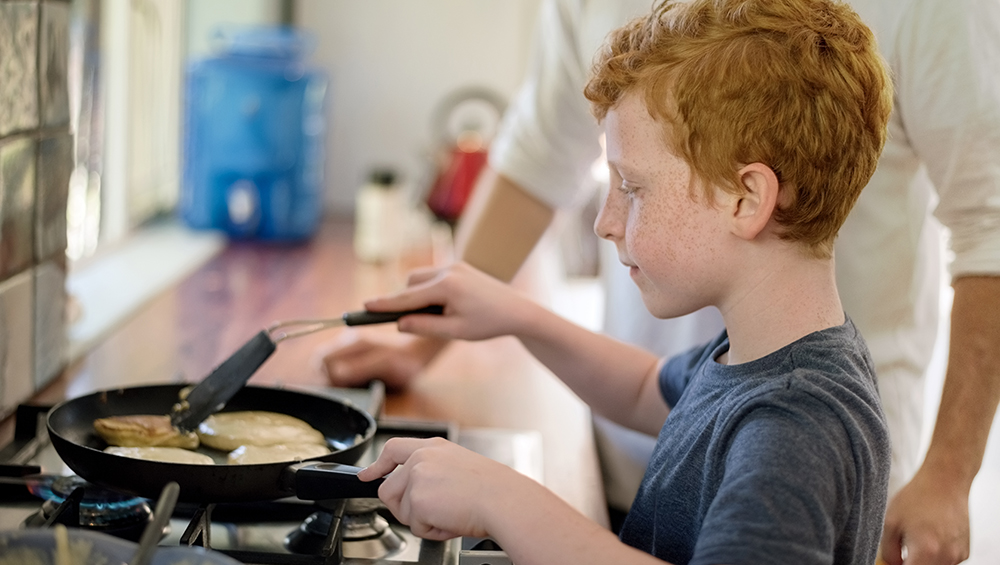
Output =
[{"x1": 595, "y1": 93, "x2": 731, "y2": 319}]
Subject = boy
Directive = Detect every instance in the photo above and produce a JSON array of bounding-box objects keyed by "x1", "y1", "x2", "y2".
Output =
[{"x1": 357, "y1": 0, "x2": 893, "y2": 563}]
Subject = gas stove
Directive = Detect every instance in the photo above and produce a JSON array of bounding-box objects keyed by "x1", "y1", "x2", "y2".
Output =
[{"x1": 0, "y1": 383, "x2": 542, "y2": 565}]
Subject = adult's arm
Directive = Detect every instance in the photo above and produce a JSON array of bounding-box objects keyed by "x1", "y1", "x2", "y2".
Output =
[
  {"x1": 881, "y1": 276, "x2": 1000, "y2": 564},
  {"x1": 455, "y1": 167, "x2": 556, "y2": 281},
  {"x1": 881, "y1": 1, "x2": 1000, "y2": 562}
]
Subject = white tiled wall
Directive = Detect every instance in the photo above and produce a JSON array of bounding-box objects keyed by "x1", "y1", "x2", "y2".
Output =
[
  {"x1": 0, "y1": 0, "x2": 71, "y2": 418},
  {"x1": 0, "y1": 272, "x2": 34, "y2": 416}
]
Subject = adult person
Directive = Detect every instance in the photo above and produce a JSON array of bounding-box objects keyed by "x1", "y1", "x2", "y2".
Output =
[{"x1": 320, "y1": 1, "x2": 1000, "y2": 563}]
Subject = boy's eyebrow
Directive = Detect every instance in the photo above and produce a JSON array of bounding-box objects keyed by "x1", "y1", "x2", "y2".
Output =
[
  {"x1": 607, "y1": 159, "x2": 641, "y2": 178},
  {"x1": 606, "y1": 157, "x2": 627, "y2": 172}
]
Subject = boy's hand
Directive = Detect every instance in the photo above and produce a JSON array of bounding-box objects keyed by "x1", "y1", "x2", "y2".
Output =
[
  {"x1": 357, "y1": 437, "x2": 523, "y2": 541},
  {"x1": 364, "y1": 262, "x2": 534, "y2": 342},
  {"x1": 313, "y1": 331, "x2": 448, "y2": 389}
]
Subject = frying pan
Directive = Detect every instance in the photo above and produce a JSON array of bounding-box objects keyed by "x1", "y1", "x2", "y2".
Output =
[{"x1": 47, "y1": 384, "x2": 383, "y2": 503}]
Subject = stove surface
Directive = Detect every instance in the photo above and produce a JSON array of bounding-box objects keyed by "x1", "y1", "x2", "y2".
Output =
[{"x1": 0, "y1": 384, "x2": 541, "y2": 565}]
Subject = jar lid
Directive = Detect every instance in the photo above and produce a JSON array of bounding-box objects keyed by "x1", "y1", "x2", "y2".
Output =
[{"x1": 211, "y1": 26, "x2": 315, "y2": 60}]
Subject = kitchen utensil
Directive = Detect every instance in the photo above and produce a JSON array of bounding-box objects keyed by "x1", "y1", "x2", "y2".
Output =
[
  {"x1": 48, "y1": 384, "x2": 382, "y2": 502},
  {"x1": 130, "y1": 481, "x2": 179, "y2": 565},
  {"x1": 170, "y1": 305, "x2": 443, "y2": 433},
  {"x1": 426, "y1": 87, "x2": 505, "y2": 223}
]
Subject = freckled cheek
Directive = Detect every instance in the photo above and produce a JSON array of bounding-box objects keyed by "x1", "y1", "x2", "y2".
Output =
[
  {"x1": 626, "y1": 205, "x2": 706, "y2": 275},
  {"x1": 625, "y1": 211, "x2": 674, "y2": 267}
]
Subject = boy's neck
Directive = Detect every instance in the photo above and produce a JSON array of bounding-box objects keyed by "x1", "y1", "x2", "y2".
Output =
[{"x1": 717, "y1": 250, "x2": 844, "y2": 365}]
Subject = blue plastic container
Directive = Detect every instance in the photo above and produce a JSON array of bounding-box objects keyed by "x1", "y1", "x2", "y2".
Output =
[{"x1": 181, "y1": 27, "x2": 327, "y2": 240}]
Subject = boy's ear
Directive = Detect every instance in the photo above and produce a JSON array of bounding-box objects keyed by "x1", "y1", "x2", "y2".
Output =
[{"x1": 728, "y1": 162, "x2": 780, "y2": 242}]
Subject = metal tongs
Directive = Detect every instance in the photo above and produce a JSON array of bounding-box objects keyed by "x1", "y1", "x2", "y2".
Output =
[
  {"x1": 267, "y1": 307, "x2": 441, "y2": 342},
  {"x1": 169, "y1": 306, "x2": 443, "y2": 433}
]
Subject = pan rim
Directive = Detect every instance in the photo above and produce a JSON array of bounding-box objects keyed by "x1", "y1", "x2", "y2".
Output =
[{"x1": 47, "y1": 383, "x2": 377, "y2": 469}]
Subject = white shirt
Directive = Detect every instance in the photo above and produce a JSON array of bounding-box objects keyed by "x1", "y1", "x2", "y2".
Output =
[
  {"x1": 494, "y1": 0, "x2": 1000, "y2": 350},
  {"x1": 489, "y1": 0, "x2": 1000, "y2": 503}
]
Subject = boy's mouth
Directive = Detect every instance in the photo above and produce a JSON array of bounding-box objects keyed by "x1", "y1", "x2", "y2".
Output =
[{"x1": 619, "y1": 260, "x2": 640, "y2": 277}]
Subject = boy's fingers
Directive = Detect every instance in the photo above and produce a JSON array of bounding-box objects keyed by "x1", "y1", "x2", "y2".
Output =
[
  {"x1": 406, "y1": 267, "x2": 443, "y2": 287},
  {"x1": 396, "y1": 314, "x2": 463, "y2": 340},
  {"x1": 364, "y1": 283, "x2": 448, "y2": 314},
  {"x1": 357, "y1": 438, "x2": 428, "y2": 481},
  {"x1": 410, "y1": 523, "x2": 459, "y2": 541}
]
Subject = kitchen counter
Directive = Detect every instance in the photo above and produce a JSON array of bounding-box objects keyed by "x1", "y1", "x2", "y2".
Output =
[{"x1": 7, "y1": 217, "x2": 609, "y2": 528}]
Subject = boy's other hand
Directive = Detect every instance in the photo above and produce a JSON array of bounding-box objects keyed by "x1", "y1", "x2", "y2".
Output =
[
  {"x1": 879, "y1": 466, "x2": 970, "y2": 565},
  {"x1": 313, "y1": 330, "x2": 448, "y2": 390},
  {"x1": 358, "y1": 437, "x2": 524, "y2": 541},
  {"x1": 364, "y1": 262, "x2": 534, "y2": 342}
]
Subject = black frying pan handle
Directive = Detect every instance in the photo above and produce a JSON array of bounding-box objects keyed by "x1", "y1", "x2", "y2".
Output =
[
  {"x1": 282, "y1": 462, "x2": 384, "y2": 499},
  {"x1": 343, "y1": 305, "x2": 444, "y2": 326}
]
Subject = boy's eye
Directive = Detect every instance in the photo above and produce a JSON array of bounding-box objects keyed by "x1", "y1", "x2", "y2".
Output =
[{"x1": 618, "y1": 181, "x2": 640, "y2": 195}]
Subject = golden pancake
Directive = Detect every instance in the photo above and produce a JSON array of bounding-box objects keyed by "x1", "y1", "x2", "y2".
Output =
[
  {"x1": 93, "y1": 415, "x2": 199, "y2": 449},
  {"x1": 227, "y1": 443, "x2": 331, "y2": 465},
  {"x1": 197, "y1": 411, "x2": 327, "y2": 451},
  {"x1": 104, "y1": 446, "x2": 214, "y2": 465}
]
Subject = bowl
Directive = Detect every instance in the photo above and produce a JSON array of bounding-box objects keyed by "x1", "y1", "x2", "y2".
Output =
[{"x1": 0, "y1": 528, "x2": 243, "y2": 565}]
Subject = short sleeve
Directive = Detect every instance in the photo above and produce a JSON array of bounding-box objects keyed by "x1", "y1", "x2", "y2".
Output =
[
  {"x1": 659, "y1": 334, "x2": 726, "y2": 407},
  {"x1": 689, "y1": 394, "x2": 863, "y2": 565},
  {"x1": 488, "y1": 0, "x2": 604, "y2": 209}
]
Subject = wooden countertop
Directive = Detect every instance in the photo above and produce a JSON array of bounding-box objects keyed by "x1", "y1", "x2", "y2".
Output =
[{"x1": 16, "y1": 218, "x2": 609, "y2": 527}]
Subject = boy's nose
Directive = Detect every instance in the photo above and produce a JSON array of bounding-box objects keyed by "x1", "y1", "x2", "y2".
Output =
[{"x1": 594, "y1": 187, "x2": 625, "y2": 242}]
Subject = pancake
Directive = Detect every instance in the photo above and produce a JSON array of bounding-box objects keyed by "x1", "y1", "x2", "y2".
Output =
[
  {"x1": 197, "y1": 411, "x2": 327, "y2": 451},
  {"x1": 93, "y1": 415, "x2": 199, "y2": 449},
  {"x1": 104, "y1": 446, "x2": 215, "y2": 465},
  {"x1": 227, "y1": 443, "x2": 331, "y2": 465}
]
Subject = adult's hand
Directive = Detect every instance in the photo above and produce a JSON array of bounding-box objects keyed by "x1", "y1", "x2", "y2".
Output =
[
  {"x1": 880, "y1": 276, "x2": 1000, "y2": 565},
  {"x1": 879, "y1": 463, "x2": 970, "y2": 565},
  {"x1": 314, "y1": 330, "x2": 448, "y2": 390}
]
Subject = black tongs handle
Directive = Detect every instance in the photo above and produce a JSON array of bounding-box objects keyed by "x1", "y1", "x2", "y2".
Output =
[
  {"x1": 343, "y1": 305, "x2": 443, "y2": 325},
  {"x1": 267, "y1": 305, "x2": 445, "y2": 343}
]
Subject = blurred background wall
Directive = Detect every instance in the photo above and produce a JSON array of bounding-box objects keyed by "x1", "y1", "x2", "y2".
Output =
[{"x1": 294, "y1": 0, "x2": 541, "y2": 213}]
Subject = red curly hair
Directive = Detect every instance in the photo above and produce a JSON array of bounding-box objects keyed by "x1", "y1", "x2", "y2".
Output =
[{"x1": 584, "y1": 0, "x2": 893, "y2": 257}]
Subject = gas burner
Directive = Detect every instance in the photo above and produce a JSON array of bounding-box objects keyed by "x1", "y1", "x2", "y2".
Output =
[
  {"x1": 284, "y1": 508, "x2": 338, "y2": 556},
  {"x1": 342, "y1": 499, "x2": 406, "y2": 560},
  {"x1": 23, "y1": 475, "x2": 153, "y2": 541},
  {"x1": 284, "y1": 500, "x2": 407, "y2": 560}
]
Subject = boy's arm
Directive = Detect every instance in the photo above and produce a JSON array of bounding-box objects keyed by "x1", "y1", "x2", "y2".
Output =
[
  {"x1": 486, "y1": 469, "x2": 669, "y2": 565},
  {"x1": 515, "y1": 306, "x2": 670, "y2": 436},
  {"x1": 359, "y1": 437, "x2": 670, "y2": 565},
  {"x1": 369, "y1": 261, "x2": 669, "y2": 435},
  {"x1": 319, "y1": 169, "x2": 555, "y2": 388}
]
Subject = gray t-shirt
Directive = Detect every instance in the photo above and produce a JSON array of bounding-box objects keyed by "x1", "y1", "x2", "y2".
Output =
[{"x1": 619, "y1": 318, "x2": 891, "y2": 565}]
